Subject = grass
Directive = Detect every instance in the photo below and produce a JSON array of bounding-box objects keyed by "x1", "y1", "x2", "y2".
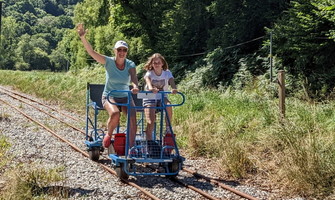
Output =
[
  {"x1": 1, "y1": 69, "x2": 335, "y2": 198},
  {"x1": 0, "y1": 68, "x2": 105, "y2": 114}
]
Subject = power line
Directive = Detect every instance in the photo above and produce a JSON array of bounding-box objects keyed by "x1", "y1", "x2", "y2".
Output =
[
  {"x1": 171, "y1": 51, "x2": 206, "y2": 58},
  {"x1": 169, "y1": 35, "x2": 265, "y2": 58},
  {"x1": 83, "y1": 35, "x2": 267, "y2": 60},
  {"x1": 222, "y1": 36, "x2": 265, "y2": 50}
]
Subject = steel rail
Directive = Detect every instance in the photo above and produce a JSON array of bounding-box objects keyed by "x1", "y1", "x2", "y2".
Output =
[
  {"x1": 171, "y1": 177, "x2": 220, "y2": 200},
  {"x1": 0, "y1": 89, "x2": 113, "y2": 163},
  {"x1": 0, "y1": 89, "x2": 85, "y2": 133},
  {"x1": 183, "y1": 168, "x2": 259, "y2": 200},
  {"x1": 0, "y1": 98, "x2": 160, "y2": 200},
  {"x1": 0, "y1": 86, "x2": 82, "y2": 122},
  {"x1": 145, "y1": 164, "x2": 221, "y2": 200}
]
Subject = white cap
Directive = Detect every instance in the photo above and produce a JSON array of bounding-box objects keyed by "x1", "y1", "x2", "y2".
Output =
[{"x1": 114, "y1": 40, "x2": 128, "y2": 49}]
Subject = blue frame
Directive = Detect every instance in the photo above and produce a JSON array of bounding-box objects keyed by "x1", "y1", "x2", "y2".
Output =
[
  {"x1": 107, "y1": 90, "x2": 186, "y2": 177},
  {"x1": 85, "y1": 85, "x2": 104, "y2": 148}
]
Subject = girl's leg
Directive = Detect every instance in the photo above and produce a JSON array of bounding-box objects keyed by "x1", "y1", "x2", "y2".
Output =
[
  {"x1": 144, "y1": 105, "x2": 156, "y2": 140},
  {"x1": 165, "y1": 100, "x2": 172, "y2": 133}
]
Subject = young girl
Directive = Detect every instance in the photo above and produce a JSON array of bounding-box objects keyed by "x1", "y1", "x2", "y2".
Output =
[{"x1": 143, "y1": 53, "x2": 177, "y2": 142}]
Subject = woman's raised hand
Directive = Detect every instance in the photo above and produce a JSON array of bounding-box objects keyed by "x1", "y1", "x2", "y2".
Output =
[{"x1": 76, "y1": 23, "x2": 87, "y2": 37}]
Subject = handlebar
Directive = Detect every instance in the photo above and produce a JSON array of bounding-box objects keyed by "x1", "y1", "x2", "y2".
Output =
[{"x1": 106, "y1": 90, "x2": 185, "y2": 108}]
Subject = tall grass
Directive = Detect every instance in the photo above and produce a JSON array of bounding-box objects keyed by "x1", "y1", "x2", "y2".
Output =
[
  {"x1": 173, "y1": 89, "x2": 277, "y2": 176},
  {"x1": 265, "y1": 100, "x2": 335, "y2": 197},
  {"x1": 0, "y1": 134, "x2": 11, "y2": 172},
  {"x1": 0, "y1": 165, "x2": 66, "y2": 200},
  {"x1": 173, "y1": 88, "x2": 335, "y2": 198},
  {"x1": 1, "y1": 69, "x2": 335, "y2": 198},
  {"x1": 0, "y1": 68, "x2": 105, "y2": 114}
]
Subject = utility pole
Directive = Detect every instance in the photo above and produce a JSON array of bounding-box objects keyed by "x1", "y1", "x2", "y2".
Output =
[
  {"x1": 278, "y1": 70, "x2": 285, "y2": 119},
  {"x1": 269, "y1": 32, "x2": 273, "y2": 82}
]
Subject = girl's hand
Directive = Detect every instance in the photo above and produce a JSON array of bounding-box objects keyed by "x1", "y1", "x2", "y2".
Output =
[
  {"x1": 171, "y1": 89, "x2": 178, "y2": 94},
  {"x1": 151, "y1": 88, "x2": 159, "y2": 94}
]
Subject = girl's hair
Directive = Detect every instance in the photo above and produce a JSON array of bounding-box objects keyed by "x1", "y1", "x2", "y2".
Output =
[{"x1": 144, "y1": 53, "x2": 169, "y2": 71}]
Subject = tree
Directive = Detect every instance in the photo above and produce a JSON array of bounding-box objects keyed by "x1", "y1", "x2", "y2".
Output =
[
  {"x1": 15, "y1": 34, "x2": 51, "y2": 70},
  {"x1": 158, "y1": 0, "x2": 211, "y2": 62},
  {"x1": 0, "y1": 16, "x2": 20, "y2": 69},
  {"x1": 1, "y1": 0, "x2": 81, "y2": 71},
  {"x1": 272, "y1": 0, "x2": 335, "y2": 96},
  {"x1": 194, "y1": 0, "x2": 290, "y2": 87}
]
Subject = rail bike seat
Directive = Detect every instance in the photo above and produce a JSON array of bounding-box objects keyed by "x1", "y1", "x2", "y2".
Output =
[
  {"x1": 87, "y1": 83, "x2": 105, "y2": 110},
  {"x1": 87, "y1": 83, "x2": 143, "y2": 111}
]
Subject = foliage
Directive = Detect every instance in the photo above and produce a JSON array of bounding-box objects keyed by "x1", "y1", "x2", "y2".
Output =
[
  {"x1": 206, "y1": 0, "x2": 289, "y2": 52},
  {"x1": 0, "y1": 0, "x2": 81, "y2": 71},
  {"x1": 0, "y1": 16, "x2": 20, "y2": 70},
  {"x1": 68, "y1": 0, "x2": 289, "y2": 84},
  {"x1": 1, "y1": 0, "x2": 335, "y2": 98},
  {"x1": 271, "y1": 0, "x2": 335, "y2": 98},
  {"x1": 14, "y1": 34, "x2": 51, "y2": 70}
]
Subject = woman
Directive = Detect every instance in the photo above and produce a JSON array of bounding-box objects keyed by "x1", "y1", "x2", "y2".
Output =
[{"x1": 77, "y1": 23, "x2": 139, "y2": 149}]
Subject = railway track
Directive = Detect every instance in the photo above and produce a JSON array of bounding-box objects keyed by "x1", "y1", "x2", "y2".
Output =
[{"x1": 0, "y1": 86, "x2": 262, "y2": 200}]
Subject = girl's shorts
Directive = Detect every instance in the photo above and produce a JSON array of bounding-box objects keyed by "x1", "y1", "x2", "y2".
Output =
[{"x1": 143, "y1": 97, "x2": 169, "y2": 107}]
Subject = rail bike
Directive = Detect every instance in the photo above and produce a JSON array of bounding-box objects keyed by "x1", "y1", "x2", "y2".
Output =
[{"x1": 84, "y1": 83, "x2": 185, "y2": 180}]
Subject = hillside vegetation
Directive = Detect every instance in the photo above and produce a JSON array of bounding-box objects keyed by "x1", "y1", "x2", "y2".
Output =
[
  {"x1": 1, "y1": 0, "x2": 335, "y2": 97},
  {"x1": 1, "y1": 70, "x2": 335, "y2": 199}
]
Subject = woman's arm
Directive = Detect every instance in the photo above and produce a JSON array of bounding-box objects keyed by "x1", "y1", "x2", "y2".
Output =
[
  {"x1": 77, "y1": 23, "x2": 106, "y2": 64},
  {"x1": 129, "y1": 68, "x2": 139, "y2": 94}
]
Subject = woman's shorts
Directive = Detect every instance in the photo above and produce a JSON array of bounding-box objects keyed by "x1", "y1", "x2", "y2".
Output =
[
  {"x1": 102, "y1": 96, "x2": 135, "y2": 109},
  {"x1": 143, "y1": 98, "x2": 170, "y2": 107}
]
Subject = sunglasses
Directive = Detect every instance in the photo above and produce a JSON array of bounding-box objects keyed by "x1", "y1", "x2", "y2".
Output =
[{"x1": 117, "y1": 48, "x2": 128, "y2": 52}]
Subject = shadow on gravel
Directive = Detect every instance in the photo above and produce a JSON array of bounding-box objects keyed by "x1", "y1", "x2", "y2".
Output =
[
  {"x1": 0, "y1": 116, "x2": 10, "y2": 122},
  {"x1": 43, "y1": 186, "x2": 96, "y2": 198},
  {"x1": 98, "y1": 159, "x2": 111, "y2": 165},
  {"x1": 216, "y1": 179, "x2": 240, "y2": 187},
  {"x1": 132, "y1": 172, "x2": 242, "y2": 192},
  {"x1": 133, "y1": 176, "x2": 219, "y2": 192}
]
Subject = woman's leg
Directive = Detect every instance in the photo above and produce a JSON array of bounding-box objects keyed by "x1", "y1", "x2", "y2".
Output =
[
  {"x1": 121, "y1": 100, "x2": 137, "y2": 147},
  {"x1": 103, "y1": 99, "x2": 121, "y2": 147}
]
